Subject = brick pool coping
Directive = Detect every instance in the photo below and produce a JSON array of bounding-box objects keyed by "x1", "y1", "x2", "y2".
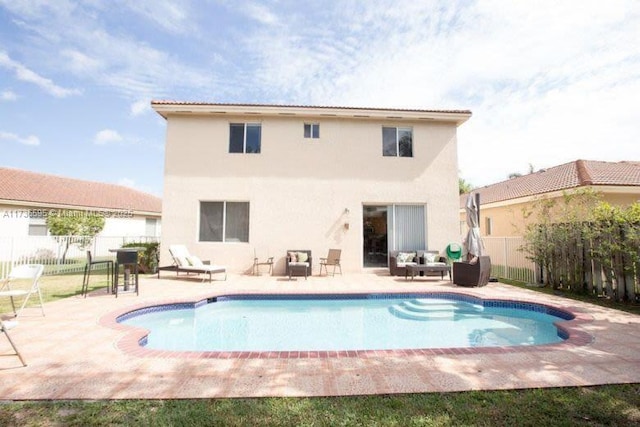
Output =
[{"x1": 100, "y1": 290, "x2": 595, "y2": 360}]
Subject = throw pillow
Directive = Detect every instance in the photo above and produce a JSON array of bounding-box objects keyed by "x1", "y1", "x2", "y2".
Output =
[
  {"x1": 288, "y1": 252, "x2": 298, "y2": 262},
  {"x1": 187, "y1": 255, "x2": 204, "y2": 267},
  {"x1": 397, "y1": 252, "x2": 416, "y2": 263},
  {"x1": 297, "y1": 252, "x2": 309, "y2": 262},
  {"x1": 425, "y1": 253, "x2": 437, "y2": 263}
]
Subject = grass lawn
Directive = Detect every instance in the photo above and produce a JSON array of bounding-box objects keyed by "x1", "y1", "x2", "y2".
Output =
[{"x1": 1, "y1": 272, "x2": 639, "y2": 426}]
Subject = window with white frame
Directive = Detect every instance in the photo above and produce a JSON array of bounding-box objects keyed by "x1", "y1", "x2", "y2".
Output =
[
  {"x1": 229, "y1": 123, "x2": 261, "y2": 153},
  {"x1": 304, "y1": 123, "x2": 320, "y2": 139},
  {"x1": 382, "y1": 126, "x2": 413, "y2": 157},
  {"x1": 28, "y1": 217, "x2": 47, "y2": 236},
  {"x1": 145, "y1": 218, "x2": 157, "y2": 237},
  {"x1": 199, "y1": 201, "x2": 250, "y2": 242}
]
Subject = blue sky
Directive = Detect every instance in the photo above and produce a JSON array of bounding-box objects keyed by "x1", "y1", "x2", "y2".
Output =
[{"x1": 1, "y1": 1, "x2": 639, "y2": 196}]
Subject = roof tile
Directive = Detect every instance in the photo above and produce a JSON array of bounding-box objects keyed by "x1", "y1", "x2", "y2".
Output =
[
  {"x1": 462, "y1": 160, "x2": 640, "y2": 207},
  {"x1": 0, "y1": 168, "x2": 161, "y2": 213}
]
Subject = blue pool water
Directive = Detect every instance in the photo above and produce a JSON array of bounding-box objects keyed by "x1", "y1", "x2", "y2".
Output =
[{"x1": 118, "y1": 294, "x2": 571, "y2": 352}]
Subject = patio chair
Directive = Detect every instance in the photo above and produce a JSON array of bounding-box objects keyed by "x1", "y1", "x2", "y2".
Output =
[
  {"x1": 157, "y1": 245, "x2": 227, "y2": 282},
  {"x1": 0, "y1": 264, "x2": 45, "y2": 317},
  {"x1": 319, "y1": 249, "x2": 342, "y2": 276},
  {"x1": 82, "y1": 250, "x2": 114, "y2": 297},
  {"x1": 252, "y1": 250, "x2": 274, "y2": 276},
  {"x1": 286, "y1": 250, "x2": 312, "y2": 280},
  {"x1": 0, "y1": 319, "x2": 26, "y2": 366},
  {"x1": 453, "y1": 256, "x2": 491, "y2": 287}
]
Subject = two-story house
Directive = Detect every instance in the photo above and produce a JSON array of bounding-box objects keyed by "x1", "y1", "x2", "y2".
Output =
[{"x1": 152, "y1": 102, "x2": 471, "y2": 274}]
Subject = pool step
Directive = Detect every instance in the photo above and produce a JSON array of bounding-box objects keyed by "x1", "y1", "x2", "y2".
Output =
[
  {"x1": 389, "y1": 305, "x2": 455, "y2": 320},
  {"x1": 388, "y1": 299, "x2": 483, "y2": 321}
]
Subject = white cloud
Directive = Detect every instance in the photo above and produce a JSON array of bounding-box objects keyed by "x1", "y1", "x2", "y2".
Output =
[
  {"x1": 94, "y1": 129, "x2": 123, "y2": 145},
  {"x1": 244, "y1": 2, "x2": 279, "y2": 26},
  {"x1": 0, "y1": 51, "x2": 81, "y2": 98},
  {"x1": 1, "y1": 90, "x2": 17, "y2": 101},
  {"x1": 130, "y1": 99, "x2": 150, "y2": 116},
  {"x1": 121, "y1": 0, "x2": 191, "y2": 34},
  {"x1": 0, "y1": 131, "x2": 40, "y2": 146}
]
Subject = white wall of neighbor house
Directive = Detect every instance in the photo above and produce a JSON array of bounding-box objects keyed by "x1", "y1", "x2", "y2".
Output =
[
  {"x1": 160, "y1": 112, "x2": 462, "y2": 274},
  {"x1": 0, "y1": 202, "x2": 160, "y2": 238}
]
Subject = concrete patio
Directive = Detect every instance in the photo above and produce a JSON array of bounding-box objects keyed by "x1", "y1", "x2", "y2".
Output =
[{"x1": 1, "y1": 271, "x2": 639, "y2": 399}]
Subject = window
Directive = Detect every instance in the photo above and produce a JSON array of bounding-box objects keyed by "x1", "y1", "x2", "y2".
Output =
[
  {"x1": 229, "y1": 123, "x2": 261, "y2": 153},
  {"x1": 304, "y1": 123, "x2": 320, "y2": 139},
  {"x1": 382, "y1": 127, "x2": 413, "y2": 157},
  {"x1": 28, "y1": 217, "x2": 47, "y2": 236},
  {"x1": 485, "y1": 217, "x2": 492, "y2": 236},
  {"x1": 199, "y1": 201, "x2": 250, "y2": 242},
  {"x1": 145, "y1": 218, "x2": 157, "y2": 236}
]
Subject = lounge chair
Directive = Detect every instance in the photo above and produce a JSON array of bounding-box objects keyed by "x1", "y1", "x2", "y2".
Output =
[
  {"x1": 0, "y1": 264, "x2": 45, "y2": 317},
  {"x1": 157, "y1": 245, "x2": 227, "y2": 282},
  {"x1": 319, "y1": 249, "x2": 342, "y2": 276}
]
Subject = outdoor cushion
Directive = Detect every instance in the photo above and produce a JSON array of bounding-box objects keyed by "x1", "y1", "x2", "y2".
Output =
[
  {"x1": 425, "y1": 253, "x2": 437, "y2": 263},
  {"x1": 397, "y1": 252, "x2": 416, "y2": 263},
  {"x1": 297, "y1": 252, "x2": 308, "y2": 262},
  {"x1": 187, "y1": 255, "x2": 204, "y2": 267},
  {"x1": 288, "y1": 252, "x2": 298, "y2": 262}
]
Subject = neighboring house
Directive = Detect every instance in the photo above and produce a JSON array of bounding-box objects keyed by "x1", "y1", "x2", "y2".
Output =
[
  {"x1": 152, "y1": 101, "x2": 471, "y2": 274},
  {"x1": 0, "y1": 167, "x2": 162, "y2": 238},
  {"x1": 461, "y1": 160, "x2": 640, "y2": 237}
]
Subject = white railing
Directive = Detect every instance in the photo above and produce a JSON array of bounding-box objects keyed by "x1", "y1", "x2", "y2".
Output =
[
  {"x1": 482, "y1": 236, "x2": 538, "y2": 284},
  {"x1": 0, "y1": 235, "x2": 159, "y2": 278}
]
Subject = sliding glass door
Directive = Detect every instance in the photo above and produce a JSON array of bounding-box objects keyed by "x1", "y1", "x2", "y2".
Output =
[{"x1": 363, "y1": 204, "x2": 426, "y2": 267}]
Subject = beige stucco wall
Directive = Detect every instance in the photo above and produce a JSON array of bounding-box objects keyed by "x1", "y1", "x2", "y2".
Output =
[{"x1": 161, "y1": 112, "x2": 463, "y2": 274}]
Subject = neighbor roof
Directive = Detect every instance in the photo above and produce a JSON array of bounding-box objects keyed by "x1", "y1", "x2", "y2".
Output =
[
  {"x1": 462, "y1": 160, "x2": 640, "y2": 207},
  {"x1": 151, "y1": 101, "x2": 472, "y2": 126},
  {"x1": 0, "y1": 168, "x2": 161, "y2": 214}
]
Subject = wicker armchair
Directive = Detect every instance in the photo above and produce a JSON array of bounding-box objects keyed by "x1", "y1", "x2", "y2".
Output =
[{"x1": 453, "y1": 256, "x2": 491, "y2": 287}]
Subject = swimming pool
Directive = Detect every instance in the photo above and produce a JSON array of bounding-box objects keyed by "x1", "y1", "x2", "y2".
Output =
[{"x1": 117, "y1": 293, "x2": 574, "y2": 353}]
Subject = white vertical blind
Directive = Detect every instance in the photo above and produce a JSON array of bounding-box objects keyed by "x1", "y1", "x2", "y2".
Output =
[{"x1": 389, "y1": 204, "x2": 426, "y2": 251}]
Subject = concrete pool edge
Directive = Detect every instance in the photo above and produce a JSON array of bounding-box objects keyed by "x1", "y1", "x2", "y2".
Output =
[{"x1": 100, "y1": 290, "x2": 595, "y2": 359}]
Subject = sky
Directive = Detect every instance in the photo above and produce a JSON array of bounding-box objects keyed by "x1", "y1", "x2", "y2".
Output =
[{"x1": 1, "y1": 0, "x2": 639, "y2": 196}]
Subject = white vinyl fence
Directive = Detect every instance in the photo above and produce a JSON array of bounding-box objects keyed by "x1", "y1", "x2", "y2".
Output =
[
  {"x1": 483, "y1": 236, "x2": 538, "y2": 284},
  {"x1": 0, "y1": 235, "x2": 159, "y2": 278}
]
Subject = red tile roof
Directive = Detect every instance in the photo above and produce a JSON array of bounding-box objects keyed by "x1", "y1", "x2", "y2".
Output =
[
  {"x1": 0, "y1": 168, "x2": 161, "y2": 214},
  {"x1": 462, "y1": 160, "x2": 640, "y2": 207},
  {"x1": 151, "y1": 100, "x2": 472, "y2": 115}
]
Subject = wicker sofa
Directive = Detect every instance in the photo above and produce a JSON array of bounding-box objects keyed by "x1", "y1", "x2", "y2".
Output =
[{"x1": 389, "y1": 250, "x2": 446, "y2": 276}]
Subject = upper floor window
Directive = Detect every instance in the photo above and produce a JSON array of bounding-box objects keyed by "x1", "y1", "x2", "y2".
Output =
[
  {"x1": 382, "y1": 127, "x2": 413, "y2": 157},
  {"x1": 229, "y1": 123, "x2": 261, "y2": 153},
  {"x1": 304, "y1": 123, "x2": 320, "y2": 139},
  {"x1": 485, "y1": 217, "x2": 493, "y2": 236}
]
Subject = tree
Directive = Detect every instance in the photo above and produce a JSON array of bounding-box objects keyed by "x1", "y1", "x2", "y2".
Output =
[
  {"x1": 46, "y1": 210, "x2": 105, "y2": 263},
  {"x1": 459, "y1": 178, "x2": 473, "y2": 195}
]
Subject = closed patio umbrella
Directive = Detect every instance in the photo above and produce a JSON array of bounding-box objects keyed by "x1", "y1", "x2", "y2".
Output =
[{"x1": 464, "y1": 193, "x2": 484, "y2": 262}]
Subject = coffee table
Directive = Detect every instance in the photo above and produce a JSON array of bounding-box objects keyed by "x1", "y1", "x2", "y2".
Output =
[{"x1": 405, "y1": 263, "x2": 451, "y2": 281}]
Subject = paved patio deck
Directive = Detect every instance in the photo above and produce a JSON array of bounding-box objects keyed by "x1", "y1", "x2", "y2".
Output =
[{"x1": 1, "y1": 271, "x2": 639, "y2": 399}]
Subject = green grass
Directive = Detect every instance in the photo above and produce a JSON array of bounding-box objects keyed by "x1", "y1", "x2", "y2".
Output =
[
  {"x1": 2, "y1": 273, "x2": 640, "y2": 425},
  {"x1": 0, "y1": 385, "x2": 639, "y2": 426}
]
